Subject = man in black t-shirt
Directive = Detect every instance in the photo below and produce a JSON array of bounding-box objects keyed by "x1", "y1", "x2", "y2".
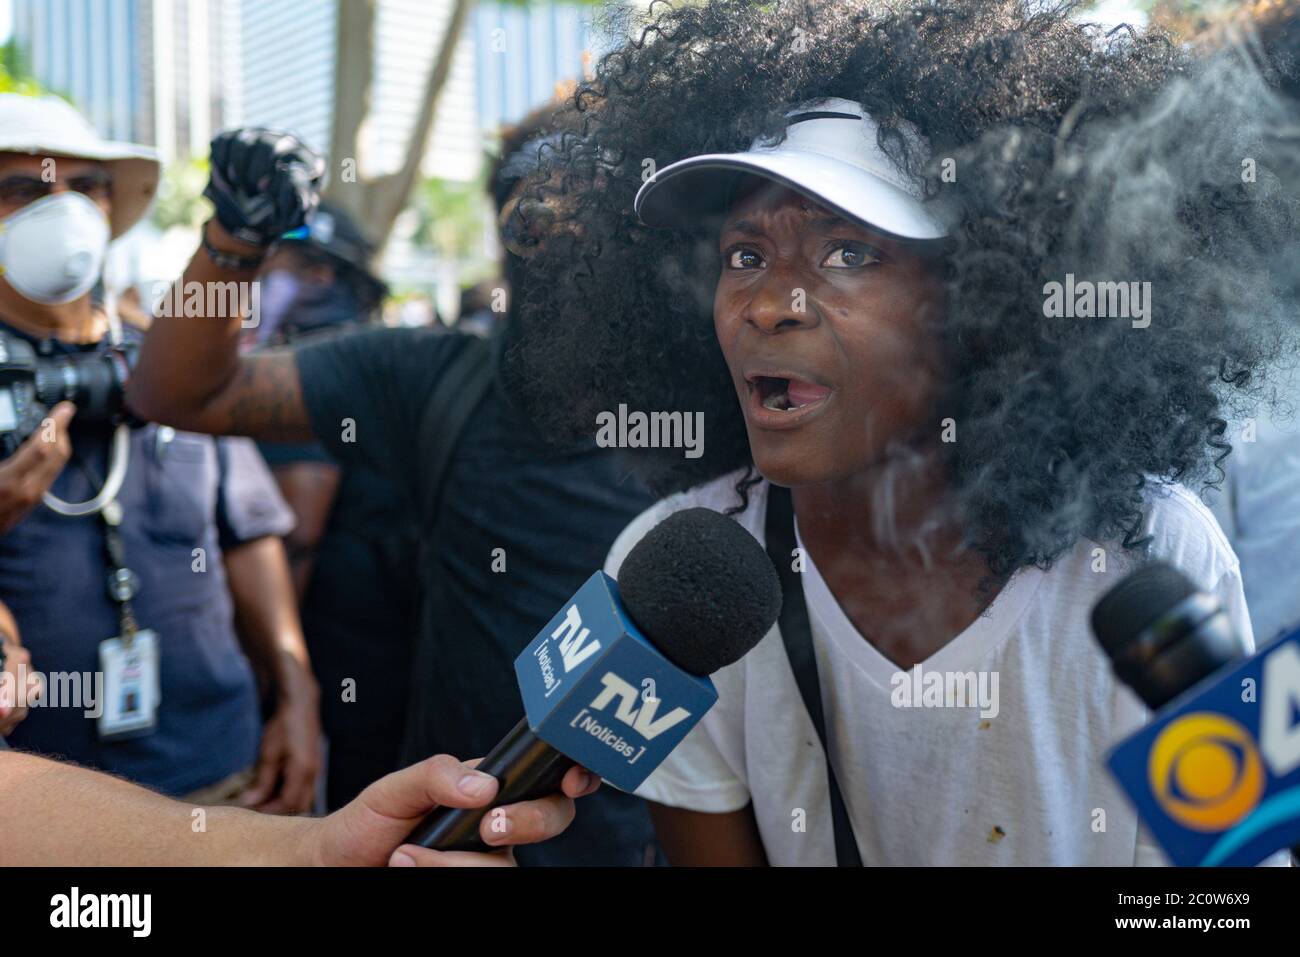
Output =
[
  {"x1": 129, "y1": 129, "x2": 661, "y2": 865},
  {"x1": 251, "y1": 204, "x2": 419, "y2": 811}
]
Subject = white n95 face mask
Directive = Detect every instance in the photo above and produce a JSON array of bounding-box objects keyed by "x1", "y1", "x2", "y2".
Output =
[{"x1": 0, "y1": 191, "x2": 110, "y2": 305}]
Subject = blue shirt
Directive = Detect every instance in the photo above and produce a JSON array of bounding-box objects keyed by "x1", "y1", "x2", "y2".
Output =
[
  {"x1": 1206, "y1": 367, "x2": 1300, "y2": 643},
  {"x1": 0, "y1": 323, "x2": 294, "y2": 795}
]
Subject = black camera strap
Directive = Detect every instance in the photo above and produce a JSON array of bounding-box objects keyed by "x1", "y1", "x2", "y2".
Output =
[{"x1": 764, "y1": 484, "x2": 864, "y2": 867}]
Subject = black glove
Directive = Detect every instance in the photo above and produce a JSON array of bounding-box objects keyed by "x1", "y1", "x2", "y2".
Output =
[{"x1": 204, "y1": 128, "x2": 327, "y2": 247}]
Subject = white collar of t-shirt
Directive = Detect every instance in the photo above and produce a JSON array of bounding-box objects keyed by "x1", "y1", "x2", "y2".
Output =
[{"x1": 793, "y1": 517, "x2": 1046, "y2": 688}]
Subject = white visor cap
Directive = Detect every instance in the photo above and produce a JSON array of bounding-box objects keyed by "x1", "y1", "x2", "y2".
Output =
[{"x1": 634, "y1": 97, "x2": 948, "y2": 240}]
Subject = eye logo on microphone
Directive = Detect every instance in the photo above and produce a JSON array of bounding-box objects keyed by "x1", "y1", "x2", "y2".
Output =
[
  {"x1": 1108, "y1": 628, "x2": 1300, "y2": 865},
  {"x1": 1148, "y1": 712, "x2": 1265, "y2": 832}
]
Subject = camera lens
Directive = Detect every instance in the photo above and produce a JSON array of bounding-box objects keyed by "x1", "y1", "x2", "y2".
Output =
[{"x1": 33, "y1": 353, "x2": 123, "y2": 420}]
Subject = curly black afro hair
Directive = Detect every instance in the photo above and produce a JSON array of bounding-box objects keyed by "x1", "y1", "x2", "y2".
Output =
[{"x1": 502, "y1": 0, "x2": 1300, "y2": 578}]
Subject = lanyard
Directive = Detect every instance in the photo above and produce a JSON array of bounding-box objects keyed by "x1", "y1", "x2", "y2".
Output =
[
  {"x1": 764, "y1": 484, "x2": 864, "y2": 867},
  {"x1": 69, "y1": 449, "x2": 141, "y2": 643},
  {"x1": 100, "y1": 500, "x2": 141, "y2": 642},
  {"x1": 22, "y1": 321, "x2": 141, "y2": 642}
]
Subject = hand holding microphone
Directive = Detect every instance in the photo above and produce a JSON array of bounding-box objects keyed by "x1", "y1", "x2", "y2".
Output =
[
  {"x1": 406, "y1": 507, "x2": 782, "y2": 852},
  {"x1": 314, "y1": 755, "x2": 601, "y2": 867}
]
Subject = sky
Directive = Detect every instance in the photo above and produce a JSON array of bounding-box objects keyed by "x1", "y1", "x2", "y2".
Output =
[
  {"x1": 0, "y1": 0, "x2": 1147, "y2": 49},
  {"x1": 0, "y1": 0, "x2": 1147, "y2": 38},
  {"x1": 0, "y1": 0, "x2": 1146, "y2": 64},
  {"x1": 1082, "y1": 0, "x2": 1150, "y2": 30}
]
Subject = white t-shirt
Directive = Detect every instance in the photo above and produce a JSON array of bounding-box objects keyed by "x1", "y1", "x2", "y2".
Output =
[{"x1": 605, "y1": 472, "x2": 1259, "y2": 866}]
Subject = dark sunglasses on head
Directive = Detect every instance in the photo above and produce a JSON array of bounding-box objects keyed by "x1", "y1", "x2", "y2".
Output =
[{"x1": 0, "y1": 169, "x2": 114, "y2": 206}]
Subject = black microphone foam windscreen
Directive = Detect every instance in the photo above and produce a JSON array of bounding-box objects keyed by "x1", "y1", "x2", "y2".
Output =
[
  {"x1": 617, "y1": 507, "x2": 781, "y2": 677},
  {"x1": 1090, "y1": 561, "x2": 1198, "y2": 656}
]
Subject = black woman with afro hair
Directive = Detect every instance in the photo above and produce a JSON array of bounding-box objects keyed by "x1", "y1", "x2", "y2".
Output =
[{"x1": 504, "y1": 0, "x2": 1300, "y2": 865}]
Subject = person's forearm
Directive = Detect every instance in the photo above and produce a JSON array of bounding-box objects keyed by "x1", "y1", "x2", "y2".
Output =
[
  {"x1": 287, "y1": 548, "x2": 317, "y2": 604},
  {"x1": 128, "y1": 222, "x2": 314, "y2": 442},
  {"x1": 225, "y1": 536, "x2": 316, "y2": 698},
  {"x1": 647, "y1": 802, "x2": 770, "y2": 866},
  {"x1": 0, "y1": 751, "x2": 318, "y2": 865},
  {"x1": 127, "y1": 221, "x2": 261, "y2": 433},
  {"x1": 272, "y1": 462, "x2": 343, "y2": 602}
]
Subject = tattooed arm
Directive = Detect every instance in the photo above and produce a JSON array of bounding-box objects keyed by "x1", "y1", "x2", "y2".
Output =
[{"x1": 128, "y1": 220, "x2": 315, "y2": 442}]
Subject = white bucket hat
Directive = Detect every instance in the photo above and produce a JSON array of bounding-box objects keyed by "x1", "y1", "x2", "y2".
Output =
[
  {"x1": 635, "y1": 97, "x2": 949, "y2": 240},
  {"x1": 0, "y1": 94, "x2": 161, "y2": 239}
]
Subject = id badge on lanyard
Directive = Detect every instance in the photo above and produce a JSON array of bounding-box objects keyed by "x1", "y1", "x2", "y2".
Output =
[
  {"x1": 98, "y1": 628, "x2": 160, "y2": 739},
  {"x1": 95, "y1": 498, "x2": 160, "y2": 741}
]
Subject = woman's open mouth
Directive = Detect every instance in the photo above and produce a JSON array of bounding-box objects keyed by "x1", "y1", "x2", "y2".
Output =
[{"x1": 745, "y1": 373, "x2": 833, "y2": 428}]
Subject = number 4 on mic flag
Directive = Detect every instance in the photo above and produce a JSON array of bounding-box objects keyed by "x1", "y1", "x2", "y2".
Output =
[{"x1": 1107, "y1": 628, "x2": 1300, "y2": 866}]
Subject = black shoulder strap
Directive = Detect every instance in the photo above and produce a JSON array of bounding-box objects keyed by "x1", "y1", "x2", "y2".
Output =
[
  {"x1": 764, "y1": 483, "x2": 864, "y2": 867},
  {"x1": 416, "y1": 334, "x2": 497, "y2": 531},
  {"x1": 397, "y1": 334, "x2": 496, "y2": 768}
]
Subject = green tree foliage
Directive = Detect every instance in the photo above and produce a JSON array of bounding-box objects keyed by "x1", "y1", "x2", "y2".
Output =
[
  {"x1": 0, "y1": 39, "x2": 44, "y2": 94},
  {"x1": 151, "y1": 155, "x2": 212, "y2": 231},
  {"x1": 411, "y1": 171, "x2": 487, "y2": 262}
]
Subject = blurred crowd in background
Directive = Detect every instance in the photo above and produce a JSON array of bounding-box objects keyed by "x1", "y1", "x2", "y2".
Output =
[{"x1": 0, "y1": 0, "x2": 649, "y2": 863}]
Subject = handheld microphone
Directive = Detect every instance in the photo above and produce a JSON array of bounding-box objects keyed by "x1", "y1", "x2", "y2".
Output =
[
  {"x1": 1091, "y1": 562, "x2": 1300, "y2": 866},
  {"x1": 405, "y1": 507, "x2": 782, "y2": 852},
  {"x1": 1091, "y1": 562, "x2": 1246, "y2": 710}
]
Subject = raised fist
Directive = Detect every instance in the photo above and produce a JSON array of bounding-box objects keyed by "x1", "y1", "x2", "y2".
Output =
[{"x1": 204, "y1": 128, "x2": 327, "y2": 247}]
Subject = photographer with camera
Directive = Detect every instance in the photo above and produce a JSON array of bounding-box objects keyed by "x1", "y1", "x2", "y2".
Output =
[{"x1": 0, "y1": 94, "x2": 321, "y2": 811}]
